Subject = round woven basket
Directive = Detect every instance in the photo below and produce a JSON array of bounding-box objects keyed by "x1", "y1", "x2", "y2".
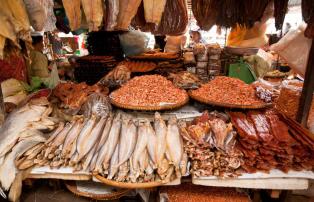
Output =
[
  {"x1": 189, "y1": 91, "x2": 271, "y2": 109},
  {"x1": 109, "y1": 93, "x2": 189, "y2": 111},
  {"x1": 64, "y1": 181, "x2": 130, "y2": 200},
  {"x1": 94, "y1": 174, "x2": 164, "y2": 189}
]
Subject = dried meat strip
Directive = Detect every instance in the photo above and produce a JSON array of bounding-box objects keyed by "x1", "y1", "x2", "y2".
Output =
[
  {"x1": 229, "y1": 112, "x2": 259, "y2": 141},
  {"x1": 247, "y1": 111, "x2": 273, "y2": 143}
]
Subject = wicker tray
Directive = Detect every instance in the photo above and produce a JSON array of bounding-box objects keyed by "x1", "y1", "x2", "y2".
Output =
[
  {"x1": 189, "y1": 91, "x2": 271, "y2": 109},
  {"x1": 109, "y1": 94, "x2": 189, "y2": 111},
  {"x1": 94, "y1": 174, "x2": 164, "y2": 189},
  {"x1": 65, "y1": 181, "x2": 130, "y2": 200},
  {"x1": 128, "y1": 53, "x2": 179, "y2": 60}
]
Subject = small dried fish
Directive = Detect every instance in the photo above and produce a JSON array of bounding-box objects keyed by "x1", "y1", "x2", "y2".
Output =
[
  {"x1": 154, "y1": 112, "x2": 167, "y2": 167},
  {"x1": 116, "y1": 161, "x2": 129, "y2": 182},
  {"x1": 96, "y1": 114, "x2": 113, "y2": 153},
  {"x1": 61, "y1": 118, "x2": 84, "y2": 157},
  {"x1": 146, "y1": 121, "x2": 157, "y2": 168}
]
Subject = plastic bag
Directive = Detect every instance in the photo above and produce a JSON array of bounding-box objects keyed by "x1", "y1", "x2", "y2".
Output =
[
  {"x1": 270, "y1": 23, "x2": 312, "y2": 78},
  {"x1": 276, "y1": 80, "x2": 314, "y2": 130},
  {"x1": 80, "y1": 93, "x2": 112, "y2": 118},
  {"x1": 119, "y1": 31, "x2": 149, "y2": 56},
  {"x1": 42, "y1": 63, "x2": 60, "y2": 89}
]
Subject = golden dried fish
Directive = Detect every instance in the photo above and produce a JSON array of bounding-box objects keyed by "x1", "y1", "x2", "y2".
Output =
[
  {"x1": 101, "y1": 113, "x2": 122, "y2": 171},
  {"x1": 96, "y1": 114, "x2": 113, "y2": 153},
  {"x1": 132, "y1": 120, "x2": 148, "y2": 174},
  {"x1": 17, "y1": 159, "x2": 35, "y2": 170},
  {"x1": 26, "y1": 144, "x2": 45, "y2": 160},
  {"x1": 72, "y1": 116, "x2": 97, "y2": 163},
  {"x1": 61, "y1": 118, "x2": 84, "y2": 158},
  {"x1": 180, "y1": 152, "x2": 188, "y2": 176},
  {"x1": 76, "y1": 116, "x2": 105, "y2": 162},
  {"x1": 157, "y1": 157, "x2": 170, "y2": 179},
  {"x1": 108, "y1": 143, "x2": 119, "y2": 180},
  {"x1": 81, "y1": 0, "x2": 104, "y2": 31},
  {"x1": 154, "y1": 112, "x2": 167, "y2": 167},
  {"x1": 146, "y1": 121, "x2": 157, "y2": 168},
  {"x1": 166, "y1": 117, "x2": 183, "y2": 178},
  {"x1": 117, "y1": 116, "x2": 137, "y2": 166},
  {"x1": 44, "y1": 122, "x2": 73, "y2": 158},
  {"x1": 45, "y1": 122, "x2": 64, "y2": 145},
  {"x1": 23, "y1": 143, "x2": 43, "y2": 157}
]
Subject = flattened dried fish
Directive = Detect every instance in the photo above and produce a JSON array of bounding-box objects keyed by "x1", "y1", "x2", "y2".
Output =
[
  {"x1": 154, "y1": 112, "x2": 167, "y2": 167},
  {"x1": 118, "y1": 116, "x2": 137, "y2": 166},
  {"x1": 108, "y1": 143, "x2": 119, "y2": 180},
  {"x1": 101, "y1": 113, "x2": 122, "y2": 171},
  {"x1": 166, "y1": 117, "x2": 183, "y2": 177}
]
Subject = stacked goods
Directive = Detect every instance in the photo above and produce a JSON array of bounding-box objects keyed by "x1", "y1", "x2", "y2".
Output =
[
  {"x1": 207, "y1": 44, "x2": 222, "y2": 76},
  {"x1": 160, "y1": 183, "x2": 250, "y2": 202},
  {"x1": 190, "y1": 76, "x2": 265, "y2": 107},
  {"x1": 120, "y1": 61, "x2": 157, "y2": 72},
  {"x1": 276, "y1": 80, "x2": 314, "y2": 130},
  {"x1": 110, "y1": 75, "x2": 188, "y2": 110},
  {"x1": 74, "y1": 56, "x2": 119, "y2": 84},
  {"x1": 53, "y1": 82, "x2": 109, "y2": 110},
  {"x1": 179, "y1": 111, "x2": 243, "y2": 178},
  {"x1": 20, "y1": 112, "x2": 186, "y2": 184},
  {"x1": 229, "y1": 110, "x2": 314, "y2": 173}
]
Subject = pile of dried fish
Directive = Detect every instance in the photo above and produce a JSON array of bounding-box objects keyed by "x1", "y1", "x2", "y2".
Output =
[
  {"x1": 179, "y1": 111, "x2": 243, "y2": 178},
  {"x1": 20, "y1": 112, "x2": 186, "y2": 184},
  {"x1": 0, "y1": 98, "x2": 57, "y2": 199}
]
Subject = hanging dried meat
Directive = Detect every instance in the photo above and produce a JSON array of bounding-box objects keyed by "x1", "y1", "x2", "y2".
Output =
[
  {"x1": 192, "y1": 0, "x2": 218, "y2": 31},
  {"x1": 244, "y1": 0, "x2": 270, "y2": 27},
  {"x1": 24, "y1": 0, "x2": 47, "y2": 31},
  {"x1": 274, "y1": 0, "x2": 289, "y2": 30},
  {"x1": 104, "y1": 0, "x2": 119, "y2": 31},
  {"x1": 302, "y1": 0, "x2": 314, "y2": 38},
  {"x1": 116, "y1": 0, "x2": 142, "y2": 30},
  {"x1": 81, "y1": 0, "x2": 104, "y2": 32},
  {"x1": 62, "y1": 0, "x2": 81, "y2": 31},
  {"x1": 152, "y1": 0, "x2": 188, "y2": 35},
  {"x1": 143, "y1": 0, "x2": 167, "y2": 25}
]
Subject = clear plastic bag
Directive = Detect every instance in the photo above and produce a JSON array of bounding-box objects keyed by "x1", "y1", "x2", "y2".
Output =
[
  {"x1": 119, "y1": 31, "x2": 149, "y2": 56},
  {"x1": 270, "y1": 23, "x2": 312, "y2": 78}
]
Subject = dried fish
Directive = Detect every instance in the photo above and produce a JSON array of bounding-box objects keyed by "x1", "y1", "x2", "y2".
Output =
[
  {"x1": 45, "y1": 122, "x2": 65, "y2": 145},
  {"x1": 154, "y1": 112, "x2": 167, "y2": 167},
  {"x1": 166, "y1": 117, "x2": 183, "y2": 178},
  {"x1": 108, "y1": 143, "x2": 119, "y2": 180},
  {"x1": 117, "y1": 161, "x2": 129, "y2": 182},
  {"x1": 61, "y1": 118, "x2": 84, "y2": 157},
  {"x1": 96, "y1": 114, "x2": 113, "y2": 153},
  {"x1": 146, "y1": 121, "x2": 157, "y2": 168},
  {"x1": 117, "y1": 116, "x2": 137, "y2": 167}
]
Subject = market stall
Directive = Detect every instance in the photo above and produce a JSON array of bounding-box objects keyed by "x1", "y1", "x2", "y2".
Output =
[{"x1": 0, "y1": 0, "x2": 313, "y2": 201}]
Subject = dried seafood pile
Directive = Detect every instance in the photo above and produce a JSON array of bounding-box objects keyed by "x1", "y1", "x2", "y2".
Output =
[
  {"x1": 19, "y1": 112, "x2": 186, "y2": 184},
  {"x1": 168, "y1": 72, "x2": 201, "y2": 90},
  {"x1": 120, "y1": 61, "x2": 157, "y2": 72},
  {"x1": 179, "y1": 111, "x2": 243, "y2": 178},
  {"x1": 190, "y1": 76, "x2": 265, "y2": 106},
  {"x1": 110, "y1": 75, "x2": 188, "y2": 109},
  {"x1": 99, "y1": 63, "x2": 131, "y2": 88},
  {"x1": 0, "y1": 98, "x2": 58, "y2": 199},
  {"x1": 229, "y1": 110, "x2": 314, "y2": 173},
  {"x1": 160, "y1": 183, "x2": 250, "y2": 202},
  {"x1": 53, "y1": 82, "x2": 109, "y2": 111}
]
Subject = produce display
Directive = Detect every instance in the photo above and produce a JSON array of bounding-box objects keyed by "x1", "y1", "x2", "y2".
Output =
[
  {"x1": 180, "y1": 111, "x2": 242, "y2": 177},
  {"x1": 110, "y1": 75, "x2": 189, "y2": 110},
  {"x1": 190, "y1": 76, "x2": 265, "y2": 107},
  {"x1": 53, "y1": 82, "x2": 109, "y2": 110},
  {"x1": 230, "y1": 110, "x2": 314, "y2": 173}
]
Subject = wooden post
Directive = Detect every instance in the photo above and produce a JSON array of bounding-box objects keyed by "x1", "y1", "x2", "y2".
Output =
[{"x1": 296, "y1": 40, "x2": 314, "y2": 126}]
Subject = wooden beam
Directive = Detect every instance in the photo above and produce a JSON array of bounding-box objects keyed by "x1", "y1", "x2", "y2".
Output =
[{"x1": 296, "y1": 40, "x2": 314, "y2": 126}]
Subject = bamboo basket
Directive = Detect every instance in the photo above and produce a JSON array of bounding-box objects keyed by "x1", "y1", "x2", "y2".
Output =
[
  {"x1": 189, "y1": 91, "x2": 271, "y2": 109},
  {"x1": 64, "y1": 181, "x2": 130, "y2": 200}
]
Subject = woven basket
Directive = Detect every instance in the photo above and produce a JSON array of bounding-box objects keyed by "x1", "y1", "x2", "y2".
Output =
[
  {"x1": 94, "y1": 174, "x2": 164, "y2": 189},
  {"x1": 189, "y1": 91, "x2": 271, "y2": 109},
  {"x1": 109, "y1": 94, "x2": 189, "y2": 111},
  {"x1": 64, "y1": 181, "x2": 130, "y2": 200}
]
